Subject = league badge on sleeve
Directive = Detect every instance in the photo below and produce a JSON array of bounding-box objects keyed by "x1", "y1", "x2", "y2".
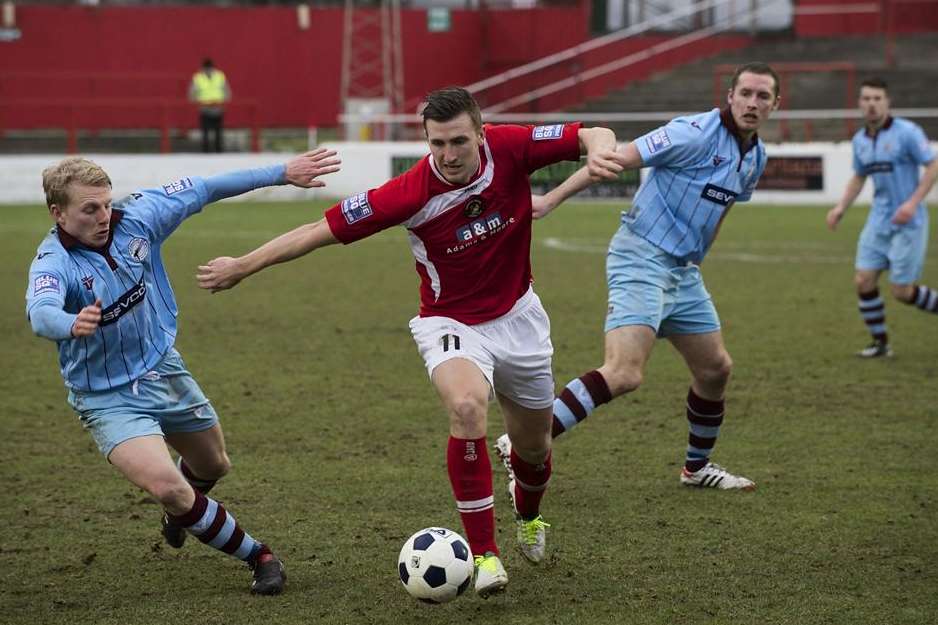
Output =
[
  {"x1": 341, "y1": 191, "x2": 374, "y2": 225},
  {"x1": 645, "y1": 129, "x2": 672, "y2": 154},
  {"x1": 33, "y1": 273, "x2": 60, "y2": 296},
  {"x1": 532, "y1": 124, "x2": 564, "y2": 141},
  {"x1": 162, "y1": 178, "x2": 193, "y2": 195}
]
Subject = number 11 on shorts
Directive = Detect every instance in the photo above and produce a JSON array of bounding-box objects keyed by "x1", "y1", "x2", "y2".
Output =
[{"x1": 441, "y1": 334, "x2": 461, "y2": 352}]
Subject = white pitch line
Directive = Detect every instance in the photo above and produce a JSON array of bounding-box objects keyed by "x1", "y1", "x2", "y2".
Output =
[{"x1": 541, "y1": 237, "x2": 854, "y2": 264}]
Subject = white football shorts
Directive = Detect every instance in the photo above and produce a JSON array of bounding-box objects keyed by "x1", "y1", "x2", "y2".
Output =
[{"x1": 409, "y1": 286, "x2": 554, "y2": 410}]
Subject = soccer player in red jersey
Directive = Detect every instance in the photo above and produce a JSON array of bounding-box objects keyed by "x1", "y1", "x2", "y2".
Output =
[{"x1": 197, "y1": 87, "x2": 620, "y2": 596}]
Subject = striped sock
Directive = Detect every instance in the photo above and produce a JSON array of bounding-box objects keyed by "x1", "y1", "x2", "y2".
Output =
[
  {"x1": 167, "y1": 490, "x2": 264, "y2": 563},
  {"x1": 177, "y1": 457, "x2": 218, "y2": 494},
  {"x1": 858, "y1": 289, "x2": 888, "y2": 343},
  {"x1": 685, "y1": 388, "x2": 724, "y2": 473},
  {"x1": 552, "y1": 370, "x2": 613, "y2": 438},
  {"x1": 447, "y1": 436, "x2": 497, "y2": 557},
  {"x1": 908, "y1": 285, "x2": 938, "y2": 313},
  {"x1": 510, "y1": 449, "x2": 551, "y2": 521}
]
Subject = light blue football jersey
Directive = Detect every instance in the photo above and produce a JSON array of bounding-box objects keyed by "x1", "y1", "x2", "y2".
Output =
[
  {"x1": 626, "y1": 108, "x2": 767, "y2": 263},
  {"x1": 852, "y1": 116, "x2": 935, "y2": 233},
  {"x1": 26, "y1": 165, "x2": 285, "y2": 391}
]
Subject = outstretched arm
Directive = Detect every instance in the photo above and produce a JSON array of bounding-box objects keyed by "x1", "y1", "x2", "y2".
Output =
[
  {"x1": 202, "y1": 148, "x2": 341, "y2": 204},
  {"x1": 827, "y1": 174, "x2": 866, "y2": 231},
  {"x1": 197, "y1": 218, "x2": 338, "y2": 292},
  {"x1": 533, "y1": 140, "x2": 641, "y2": 219},
  {"x1": 577, "y1": 126, "x2": 622, "y2": 181}
]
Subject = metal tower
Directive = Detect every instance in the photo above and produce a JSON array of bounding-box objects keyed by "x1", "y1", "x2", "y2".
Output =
[{"x1": 340, "y1": 0, "x2": 405, "y2": 139}]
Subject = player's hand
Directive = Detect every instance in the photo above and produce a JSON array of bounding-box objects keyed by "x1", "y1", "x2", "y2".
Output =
[
  {"x1": 531, "y1": 194, "x2": 557, "y2": 220},
  {"x1": 586, "y1": 148, "x2": 623, "y2": 182},
  {"x1": 891, "y1": 201, "x2": 916, "y2": 225},
  {"x1": 71, "y1": 298, "x2": 102, "y2": 337},
  {"x1": 825, "y1": 206, "x2": 845, "y2": 231},
  {"x1": 197, "y1": 257, "x2": 245, "y2": 293},
  {"x1": 284, "y1": 148, "x2": 342, "y2": 188}
]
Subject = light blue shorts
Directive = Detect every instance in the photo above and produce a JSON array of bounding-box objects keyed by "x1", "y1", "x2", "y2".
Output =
[
  {"x1": 855, "y1": 220, "x2": 929, "y2": 285},
  {"x1": 67, "y1": 348, "x2": 218, "y2": 459},
  {"x1": 605, "y1": 225, "x2": 721, "y2": 337}
]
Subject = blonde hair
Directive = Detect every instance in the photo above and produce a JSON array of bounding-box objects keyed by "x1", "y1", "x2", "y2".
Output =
[{"x1": 42, "y1": 157, "x2": 112, "y2": 209}]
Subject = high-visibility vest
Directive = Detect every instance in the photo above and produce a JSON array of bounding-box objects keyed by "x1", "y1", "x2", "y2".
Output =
[{"x1": 192, "y1": 70, "x2": 228, "y2": 105}]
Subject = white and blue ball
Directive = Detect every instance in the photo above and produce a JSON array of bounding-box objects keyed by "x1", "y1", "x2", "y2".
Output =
[{"x1": 397, "y1": 527, "x2": 473, "y2": 604}]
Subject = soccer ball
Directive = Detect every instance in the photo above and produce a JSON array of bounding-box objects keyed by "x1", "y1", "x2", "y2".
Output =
[{"x1": 398, "y1": 527, "x2": 473, "y2": 604}]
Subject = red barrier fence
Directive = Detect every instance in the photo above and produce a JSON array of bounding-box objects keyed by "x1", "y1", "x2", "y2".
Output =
[{"x1": 0, "y1": 97, "x2": 260, "y2": 153}]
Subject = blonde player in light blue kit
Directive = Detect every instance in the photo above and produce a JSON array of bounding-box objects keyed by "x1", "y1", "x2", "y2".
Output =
[
  {"x1": 827, "y1": 77, "x2": 938, "y2": 357},
  {"x1": 26, "y1": 150, "x2": 339, "y2": 594}
]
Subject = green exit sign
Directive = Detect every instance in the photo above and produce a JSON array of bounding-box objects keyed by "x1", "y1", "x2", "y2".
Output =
[{"x1": 427, "y1": 7, "x2": 451, "y2": 32}]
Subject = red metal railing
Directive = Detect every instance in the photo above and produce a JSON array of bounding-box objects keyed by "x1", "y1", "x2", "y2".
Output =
[{"x1": 0, "y1": 98, "x2": 261, "y2": 153}]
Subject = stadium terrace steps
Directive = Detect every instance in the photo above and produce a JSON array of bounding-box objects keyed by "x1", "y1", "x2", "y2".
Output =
[{"x1": 577, "y1": 33, "x2": 938, "y2": 143}]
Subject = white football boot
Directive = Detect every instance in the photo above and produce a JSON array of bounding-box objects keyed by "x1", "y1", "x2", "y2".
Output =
[
  {"x1": 680, "y1": 462, "x2": 755, "y2": 491},
  {"x1": 516, "y1": 515, "x2": 550, "y2": 564},
  {"x1": 493, "y1": 433, "x2": 515, "y2": 479},
  {"x1": 473, "y1": 552, "x2": 508, "y2": 597}
]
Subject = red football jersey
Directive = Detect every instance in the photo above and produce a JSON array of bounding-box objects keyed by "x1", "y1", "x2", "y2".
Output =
[{"x1": 324, "y1": 122, "x2": 582, "y2": 325}]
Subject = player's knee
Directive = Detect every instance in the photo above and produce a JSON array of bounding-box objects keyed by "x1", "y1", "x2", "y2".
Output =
[
  {"x1": 697, "y1": 353, "x2": 733, "y2": 389},
  {"x1": 447, "y1": 393, "x2": 487, "y2": 437},
  {"x1": 200, "y1": 452, "x2": 231, "y2": 480},
  {"x1": 601, "y1": 364, "x2": 643, "y2": 396},
  {"x1": 854, "y1": 273, "x2": 877, "y2": 293},
  {"x1": 508, "y1": 426, "x2": 551, "y2": 461},
  {"x1": 890, "y1": 283, "x2": 914, "y2": 302},
  {"x1": 149, "y1": 478, "x2": 193, "y2": 509}
]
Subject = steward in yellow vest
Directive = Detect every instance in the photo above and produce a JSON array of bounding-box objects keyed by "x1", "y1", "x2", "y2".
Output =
[{"x1": 189, "y1": 58, "x2": 231, "y2": 152}]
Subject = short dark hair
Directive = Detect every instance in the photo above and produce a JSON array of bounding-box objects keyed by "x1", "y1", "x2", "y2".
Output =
[
  {"x1": 860, "y1": 77, "x2": 888, "y2": 92},
  {"x1": 421, "y1": 87, "x2": 482, "y2": 132},
  {"x1": 730, "y1": 62, "x2": 780, "y2": 98},
  {"x1": 202, "y1": 58, "x2": 214, "y2": 69}
]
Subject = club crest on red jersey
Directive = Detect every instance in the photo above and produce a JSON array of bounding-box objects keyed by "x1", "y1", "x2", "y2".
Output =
[{"x1": 463, "y1": 198, "x2": 484, "y2": 218}]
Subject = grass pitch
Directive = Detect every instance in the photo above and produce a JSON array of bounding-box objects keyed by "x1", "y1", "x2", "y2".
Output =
[{"x1": 1, "y1": 201, "x2": 936, "y2": 625}]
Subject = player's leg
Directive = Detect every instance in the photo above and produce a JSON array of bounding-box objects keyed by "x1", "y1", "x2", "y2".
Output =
[
  {"x1": 161, "y1": 424, "x2": 230, "y2": 548},
  {"x1": 667, "y1": 331, "x2": 753, "y2": 491},
  {"x1": 498, "y1": 394, "x2": 552, "y2": 564},
  {"x1": 212, "y1": 114, "x2": 224, "y2": 153},
  {"x1": 855, "y1": 224, "x2": 892, "y2": 356},
  {"x1": 662, "y1": 266, "x2": 752, "y2": 490},
  {"x1": 550, "y1": 225, "x2": 668, "y2": 439},
  {"x1": 484, "y1": 287, "x2": 555, "y2": 564},
  {"x1": 494, "y1": 228, "x2": 665, "y2": 483},
  {"x1": 411, "y1": 315, "x2": 501, "y2": 568},
  {"x1": 108, "y1": 435, "x2": 284, "y2": 594},
  {"x1": 888, "y1": 222, "x2": 938, "y2": 316},
  {"x1": 199, "y1": 112, "x2": 211, "y2": 153},
  {"x1": 549, "y1": 324, "x2": 656, "y2": 440},
  {"x1": 855, "y1": 269, "x2": 892, "y2": 356},
  {"x1": 898, "y1": 282, "x2": 938, "y2": 313},
  {"x1": 431, "y1": 357, "x2": 507, "y2": 595},
  {"x1": 493, "y1": 325, "x2": 653, "y2": 526},
  {"x1": 432, "y1": 358, "x2": 495, "y2": 553},
  {"x1": 165, "y1": 424, "x2": 230, "y2": 493},
  {"x1": 147, "y1": 354, "x2": 227, "y2": 548}
]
